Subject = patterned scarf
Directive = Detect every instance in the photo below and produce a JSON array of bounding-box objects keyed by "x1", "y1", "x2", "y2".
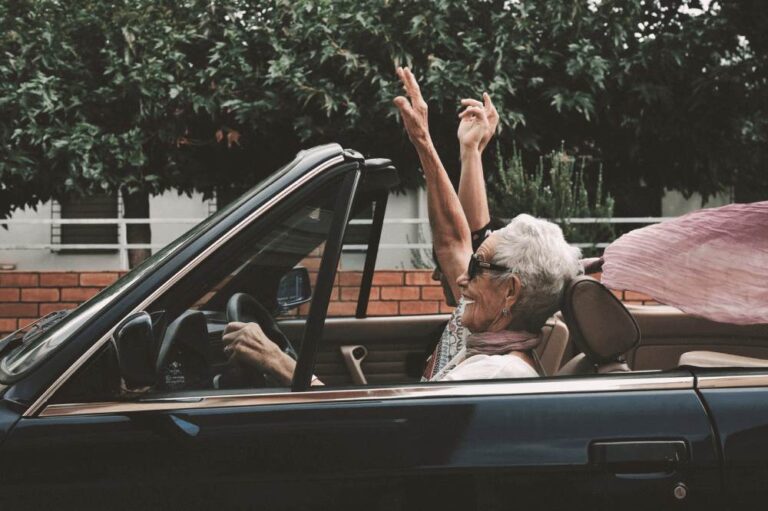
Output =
[{"x1": 421, "y1": 299, "x2": 469, "y2": 381}]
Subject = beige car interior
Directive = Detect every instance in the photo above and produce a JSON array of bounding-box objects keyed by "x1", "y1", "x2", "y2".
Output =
[
  {"x1": 278, "y1": 276, "x2": 768, "y2": 385},
  {"x1": 628, "y1": 305, "x2": 768, "y2": 370}
]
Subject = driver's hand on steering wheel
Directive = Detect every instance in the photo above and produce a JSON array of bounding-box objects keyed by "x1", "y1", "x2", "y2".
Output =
[{"x1": 223, "y1": 322, "x2": 296, "y2": 386}]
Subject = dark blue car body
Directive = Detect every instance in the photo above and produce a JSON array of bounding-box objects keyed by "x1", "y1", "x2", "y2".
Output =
[{"x1": 0, "y1": 145, "x2": 763, "y2": 510}]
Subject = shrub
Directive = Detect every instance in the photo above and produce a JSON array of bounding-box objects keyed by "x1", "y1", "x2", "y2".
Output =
[{"x1": 489, "y1": 146, "x2": 615, "y2": 256}]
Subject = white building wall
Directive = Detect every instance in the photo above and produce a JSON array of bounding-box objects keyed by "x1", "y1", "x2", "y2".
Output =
[
  {"x1": 0, "y1": 192, "x2": 212, "y2": 271},
  {"x1": 148, "y1": 190, "x2": 212, "y2": 254},
  {"x1": 338, "y1": 187, "x2": 427, "y2": 271},
  {"x1": 661, "y1": 189, "x2": 733, "y2": 217},
  {"x1": 0, "y1": 188, "x2": 427, "y2": 271},
  {"x1": 377, "y1": 187, "x2": 430, "y2": 270},
  {"x1": 0, "y1": 201, "x2": 121, "y2": 271}
]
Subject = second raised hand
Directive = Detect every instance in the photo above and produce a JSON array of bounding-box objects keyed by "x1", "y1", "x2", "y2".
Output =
[
  {"x1": 457, "y1": 104, "x2": 491, "y2": 152},
  {"x1": 459, "y1": 93, "x2": 498, "y2": 152}
]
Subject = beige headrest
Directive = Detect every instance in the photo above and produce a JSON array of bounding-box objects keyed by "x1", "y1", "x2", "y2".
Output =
[{"x1": 561, "y1": 276, "x2": 640, "y2": 364}]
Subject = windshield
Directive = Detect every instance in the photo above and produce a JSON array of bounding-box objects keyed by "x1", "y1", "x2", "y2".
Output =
[{"x1": 0, "y1": 151, "x2": 308, "y2": 383}]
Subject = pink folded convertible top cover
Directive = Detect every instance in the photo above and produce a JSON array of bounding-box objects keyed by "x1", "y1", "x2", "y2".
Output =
[{"x1": 601, "y1": 201, "x2": 768, "y2": 325}]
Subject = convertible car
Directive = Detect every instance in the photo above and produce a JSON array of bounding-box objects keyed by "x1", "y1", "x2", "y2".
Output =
[{"x1": 0, "y1": 144, "x2": 766, "y2": 510}]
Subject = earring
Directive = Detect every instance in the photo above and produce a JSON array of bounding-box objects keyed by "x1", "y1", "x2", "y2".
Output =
[{"x1": 502, "y1": 307, "x2": 510, "y2": 316}]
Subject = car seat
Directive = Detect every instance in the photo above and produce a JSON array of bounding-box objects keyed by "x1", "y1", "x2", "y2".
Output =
[
  {"x1": 533, "y1": 317, "x2": 570, "y2": 376},
  {"x1": 556, "y1": 276, "x2": 641, "y2": 375}
]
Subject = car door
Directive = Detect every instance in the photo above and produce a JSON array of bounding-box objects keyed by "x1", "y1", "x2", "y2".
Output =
[
  {"x1": 8, "y1": 370, "x2": 722, "y2": 510},
  {"x1": 694, "y1": 368, "x2": 768, "y2": 510}
]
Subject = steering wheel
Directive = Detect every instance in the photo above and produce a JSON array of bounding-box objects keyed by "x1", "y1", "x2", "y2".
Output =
[
  {"x1": 155, "y1": 311, "x2": 212, "y2": 391},
  {"x1": 224, "y1": 293, "x2": 298, "y2": 387}
]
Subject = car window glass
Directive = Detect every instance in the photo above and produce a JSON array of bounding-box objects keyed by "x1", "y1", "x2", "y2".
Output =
[
  {"x1": 51, "y1": 173, "x2": 354, "y2": 403},
  {"x1": 0, "y1": 154, "x2": 308, "y2": 385},
  {"x1": 311, "y1": 196, "x2": 447, "y2": 320}
]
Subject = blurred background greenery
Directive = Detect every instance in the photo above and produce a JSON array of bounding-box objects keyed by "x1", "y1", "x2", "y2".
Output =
[{"x1": 1, "y1": 0, "x2": 765, "y2": 233}]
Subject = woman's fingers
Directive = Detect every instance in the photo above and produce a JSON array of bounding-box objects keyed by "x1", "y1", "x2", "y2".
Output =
[
  {"x1": 402, "y1": 67, "x2": 422, "y2": 100},
  {"x1": 459, "y1": 105, "x2": 486, "y2": 120},
  {"x1": 461, "y1": 98, "x2": 483, "y2": 108},
  {"x1": 222, "y1": 330, "x2": 238, "y2": 344},
  {"x1": 223, "y1": 321, "x2": 246, "y2": 335},
  {"x1": 458, "y1": 105, "x2": 482, "y2": 117},
  {"x1": 223, "y1": 321, "x2": 260, "y2": 345},
  {"x1": 482, "y1": 93, "x2": 498, "y2": 117},
  {"x1": 461, "y1": 95, "x2": 494, "y2": 112},
  {"x1": 393, "y1": 95, "x2": 413, "y2": 114},
  {"x1": 395, "y1": 67, "x2": 428, "y2": 111},
  {"x1": 396, "y1": 67, "x2": 411, "y2": 95},
  {"x1": 222, "y1": 336, "x2": 238, "y2": 354},
  {"x1": 395, "y1": 67, "x2": 411, "y2": 99}
]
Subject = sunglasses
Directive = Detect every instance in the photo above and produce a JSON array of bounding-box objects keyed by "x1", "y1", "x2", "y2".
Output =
[{"x1": 467, "y1": 253, "x2": 512, "y2": 280}]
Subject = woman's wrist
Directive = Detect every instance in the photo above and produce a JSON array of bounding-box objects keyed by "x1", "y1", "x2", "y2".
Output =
[
  {"x1": 459, "y1": 142, "x2": 483, "y2": 156},
  {"x1": 460, "y1": 145, "x2": 482, "y2": 161},
  {"x1": 266, "y1": 352, "x2": 297, "y2": 386}
]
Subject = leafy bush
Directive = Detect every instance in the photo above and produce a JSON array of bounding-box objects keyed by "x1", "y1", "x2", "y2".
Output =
[
  {"x1": 0, "y1": 0, "x2": 765, "y2": 224},
  {"x1": 489, "y1": 146, "x2": 615, "y2": 256}
]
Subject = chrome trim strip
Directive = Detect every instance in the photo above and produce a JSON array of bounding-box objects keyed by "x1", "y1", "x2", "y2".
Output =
[
  {"x1": 697, "y1": 373, "x2": 768, "y2": 389},
  {"x1": 39, "y1": 375, "x2": 692, "y2": 418},
  {"x1": 25, "y1": 155, "x2": 346, "y2": 418},
  {"x1": 280, "y1": 314, "x2": 453, "y2": 327}
]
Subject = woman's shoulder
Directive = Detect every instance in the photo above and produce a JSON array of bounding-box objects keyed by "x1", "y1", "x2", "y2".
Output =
[{"x1": 442, "y1": 353, "x2": 538, "y2": 381}]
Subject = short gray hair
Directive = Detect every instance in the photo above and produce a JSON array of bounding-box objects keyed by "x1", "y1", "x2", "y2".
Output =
[{"x1": 490, "y1": 214, "x2": 582, "y2": 331}]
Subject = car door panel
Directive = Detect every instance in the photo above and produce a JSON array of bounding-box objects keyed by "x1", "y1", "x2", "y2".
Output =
[
  {"x1": 627, "y1": 306, "x2": 768, "y2": 370},
  {"x1": 0, "y1": 413, "x2": 168, "y2": 509},
  {"x1": 3, "y1": 373, "x2": 722, "y2": 510},
  {"x1": 279, "y1": 315, "x2": 450, "y2": 385}
]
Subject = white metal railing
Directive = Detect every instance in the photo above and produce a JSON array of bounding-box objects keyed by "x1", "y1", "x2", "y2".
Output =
[
  {"x1": 0, "y1": 218, "x2": 201, "y2": 269},
  {"x1": 0, "y1": 217, "x2": 673, "y2": 270}
]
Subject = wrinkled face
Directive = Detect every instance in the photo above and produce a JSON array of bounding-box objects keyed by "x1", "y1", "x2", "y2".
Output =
[{"x1": 457, "y1": 233, "x2": 516, "y2": 333}]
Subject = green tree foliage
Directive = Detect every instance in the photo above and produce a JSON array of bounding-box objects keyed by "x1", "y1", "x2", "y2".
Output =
[
  {"x1": 0, "y1": 0, "x2": 765, "y2": 225},
  {"x1": 489, "y1": 146, "x2": 615, "y2": 255}
]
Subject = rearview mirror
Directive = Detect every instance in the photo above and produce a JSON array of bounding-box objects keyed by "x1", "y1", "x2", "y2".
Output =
[
  {"x1": 277, "y1": 267, "x2": 312, "y2": 312},
  {"x1": 113, "y1": 311, "x2": 156, "y2": 389}
]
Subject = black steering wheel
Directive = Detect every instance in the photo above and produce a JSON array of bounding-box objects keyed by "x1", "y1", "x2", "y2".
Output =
[{"x1": 225, "y1": 292, "x2": 298, "y2": 360}]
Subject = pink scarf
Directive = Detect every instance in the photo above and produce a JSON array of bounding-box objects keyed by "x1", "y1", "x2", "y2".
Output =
[
  {"x1": 602, "y1": 201, "x2": 768, "y2": 325},
  {"x1": 466, "y1": 330, "x2": 541, "y2": 357},
  {"x1": 430, "y1": 329, "x2": 540, "y2": 381}
]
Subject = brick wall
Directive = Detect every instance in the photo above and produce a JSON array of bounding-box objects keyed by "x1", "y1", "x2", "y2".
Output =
[
  {"x1": 0, "y1": 272, "x2": 122, "y2": 334},
  {"x1": 324, "y1": 270, "x2": 455, "y2": 317},
  {"x1": 0, "y1": 270, "x2": 657, "y2": 335}
]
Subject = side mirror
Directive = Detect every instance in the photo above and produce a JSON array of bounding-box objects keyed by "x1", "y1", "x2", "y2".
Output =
[
  {"x1": 113, "y1": 311, "x2": 156, "y2": 389},
  {"x1": 276, "y1": 267, "x2": 312, "y2": 312}
]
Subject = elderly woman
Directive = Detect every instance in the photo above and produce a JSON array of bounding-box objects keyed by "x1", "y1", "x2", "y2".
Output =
[
  {"x1": 224, "y1": 67, "x2": 581, "y2": 383},
  {"x1": 393, "y1": 67, "x2": 581, "y2": 380}
]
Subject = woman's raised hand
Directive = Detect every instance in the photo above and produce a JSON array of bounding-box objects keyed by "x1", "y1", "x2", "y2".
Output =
[
  {"x1": 457, "y1": 97, "x2": 492, "y2": 152},
  {"x1": 458, "y1": 93, "x2": 498, "y2": 152},
  {"x1": 393, "y1": 67, "x2": 432, "y2": 149}
]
